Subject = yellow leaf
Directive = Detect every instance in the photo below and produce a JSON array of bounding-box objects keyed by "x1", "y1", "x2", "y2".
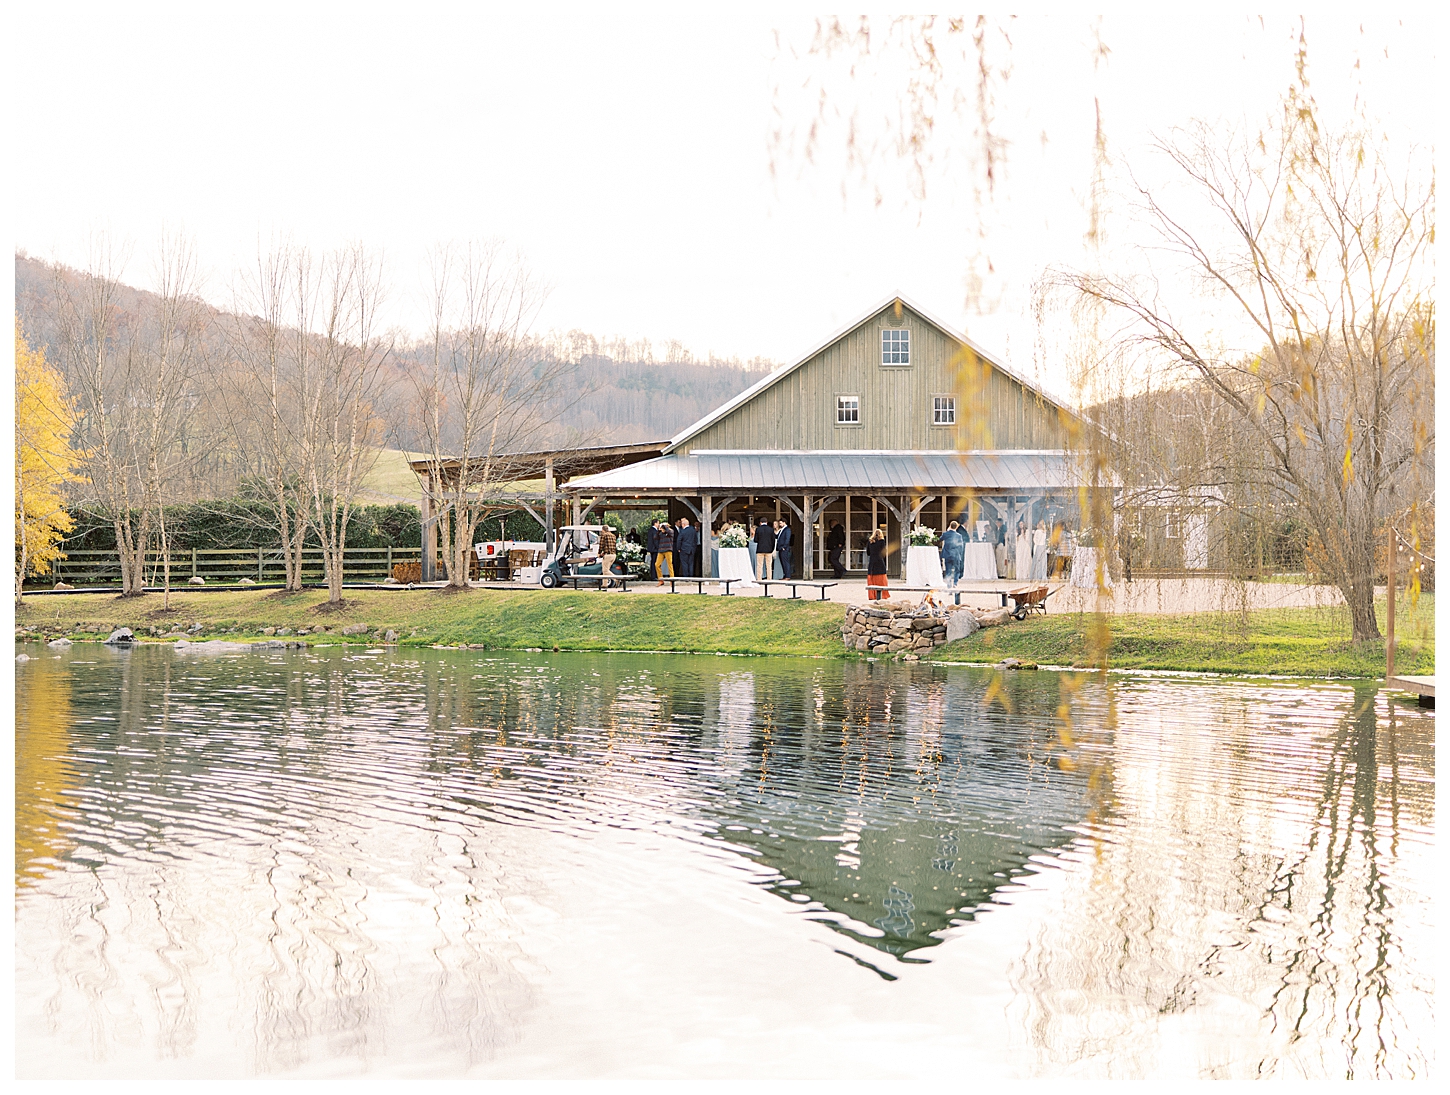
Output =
[{"x1": 15, "y1": 319, "x2": 83, "y2": 581}]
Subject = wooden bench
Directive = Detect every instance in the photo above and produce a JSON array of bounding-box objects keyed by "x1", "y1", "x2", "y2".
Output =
[
  {"x1": 760, "y1": 580, "x2": 838, "y2": 601},
  {"x1": 872, "y1": 585, "x2": 1004, "y2": 606},
  {"x1": 559, "y1": 573, "x2": 632, "y2": 592},
  {"x1": 659, "y1": 577, "x2": 740, "y2": 595}
]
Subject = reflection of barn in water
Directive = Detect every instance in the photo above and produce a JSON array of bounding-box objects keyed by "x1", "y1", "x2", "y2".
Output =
[{"x1": 699, "y1": 662, "x2": 1092, "y2": 961}]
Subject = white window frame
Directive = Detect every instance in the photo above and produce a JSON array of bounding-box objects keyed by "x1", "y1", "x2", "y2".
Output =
[
  {"x1": 932, "y1": 394, "x2": 956, "y2": 425},
  {"x1": 880, "y1": 328, "x2": 911, "y2": 366},
  {"x1": 836, "y1": 394, "x2": 860, "y2": 425},
  {"x1": 1164, "y1": 510, "x2": 1182, "y2": 539}
]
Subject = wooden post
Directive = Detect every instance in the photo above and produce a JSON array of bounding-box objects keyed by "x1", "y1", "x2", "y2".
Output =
[
  {"x1": 386, "y1": 545, "x2": 392, "y2": 581},
  {"x1": 421, "y1": 473, "x2": 436, "y2": 583},
  {"x1": 544, "y1": 457, "x2": 556, "y2": 551},
  {"x1": 1007, "y1": 497, "x2": 1017, "y2": 577},
  {"x1": 257, "y1": 546, "x2": 263, "y2": 583},
  {"x1": 191, "y1": 548, "x2": 197, "y2": 580},
  {"x1": 701, "y1": 494, "x2": 713, "y2": 578},
  {"x1": 803, "y1": 494, "x2": 813, "y2": 579},
  {"x1": 1387, "y1": 525, "x2": 1396, "y2": 679}
]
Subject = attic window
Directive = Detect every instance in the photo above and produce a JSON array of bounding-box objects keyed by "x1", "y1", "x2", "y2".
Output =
[
  {"x1": 932, "y1": 395, "x2": 956, "y2": 425},
  {"x1": 881, "y1": 328, "x2": 910, "y2": 365},
  {"x1": 836, "y1": 394, "x2": 860, "y2": 425}
]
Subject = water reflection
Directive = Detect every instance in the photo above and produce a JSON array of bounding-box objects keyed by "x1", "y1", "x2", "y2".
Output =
[
  {"x1": 13, "y1": 645, "x2": 1434, "y2": 1079},
  {"x1": 1011, "y1": 680, "x2": 1435, "y2": 1079},
  {"x1": 695, "y1": 662, "x2": 1093, "y2": 964}
]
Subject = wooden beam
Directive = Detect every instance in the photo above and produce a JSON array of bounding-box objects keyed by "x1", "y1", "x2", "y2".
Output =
[
  {"x1": 544, "y1": 457, "x2": 555, "y2": 549},
  {"x1": 802, "y1": 494, "x2": 813, "y2": 579},
  {"x1": 805, "y1": 494, "x2": 841, "y2": 579},
  {"x1": 420, "y1": 473, "x2": 436, "y2": 582},
  {"x1": 701, "y1": 493, "x2": 713, "y2": 577}
]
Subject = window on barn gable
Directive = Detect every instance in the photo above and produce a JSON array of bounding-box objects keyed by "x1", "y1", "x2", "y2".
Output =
[
  {"x1": 932, "y1": 395, "x2": 956, "y2": 425},
  {"x1": 880, "y1": 328, "x2": 910, "y2": 365},
  {"x1": 1164, "y1": 510, "x2": 1182, "y2": 539},
  {"x1": 836, "y1": 395, "x2": 860, "y2": 425}
]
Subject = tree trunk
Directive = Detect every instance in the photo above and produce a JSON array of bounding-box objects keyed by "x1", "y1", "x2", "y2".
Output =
[
  {"x1": 1346, "y1": 577, "x2": 1380, "y2": 644},
  {"x1": 15, "y1": 458, "x2": 29, "y2": 603},
  {"x1": 116, "y1": 515, "x2": 150, "y2": 597},
  {"x1": 329, "y1": 549, "x2": 344, "y2": 603}
]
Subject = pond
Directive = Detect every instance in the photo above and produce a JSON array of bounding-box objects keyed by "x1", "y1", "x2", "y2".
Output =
[{"x1": 14, "y1": 644, "x2": 1435, "y2": 1079}]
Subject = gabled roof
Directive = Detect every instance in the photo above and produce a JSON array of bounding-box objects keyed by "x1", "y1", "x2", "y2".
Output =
[{"x1": 664, "y1": 294, "x2": 1078, "y2": 454}]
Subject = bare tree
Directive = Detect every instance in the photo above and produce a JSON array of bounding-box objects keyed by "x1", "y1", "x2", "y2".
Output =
[
  {"x1": 1067, "y1": 110, "x2": 1434, "y2": 642},
  {"x1": 298, "y1": 246, "x2": 392, "y2": 604},
  {"x1": 220, "y1": 244, "x2": 312, "y2": 591},
  {"x1": 52, "y1": 234, "x2": 207, "y2": 596},
  {"x1": 409, "y1": 242, "x2": 563, "y2": 588}
]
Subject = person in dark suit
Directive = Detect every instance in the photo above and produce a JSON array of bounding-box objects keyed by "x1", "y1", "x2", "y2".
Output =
[
  {"x1": 753, "y1": 518, "x2": 775, "y2": 581},
  {"x1": 826, "y1": 520, "x2": 847, "y2": 578},
  {"x1": 676, "y1": 518, "x2": 699, "y2": 577},
  {"x1": 775, "y1": 520, "x2": 794, "y2": 580}
]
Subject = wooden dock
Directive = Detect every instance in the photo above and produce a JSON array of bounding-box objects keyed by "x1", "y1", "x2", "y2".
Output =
[{"x1": 1386, "y1": 675, "x2": 1435, "y2": 706}]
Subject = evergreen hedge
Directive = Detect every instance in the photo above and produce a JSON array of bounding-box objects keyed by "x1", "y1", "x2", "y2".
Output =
[
  {"x1": 60, "y1": 501, "x2": 548, "y2": 553},
  {"x1": 62, "y1": 501, "x2": 423, "y2": 552}
]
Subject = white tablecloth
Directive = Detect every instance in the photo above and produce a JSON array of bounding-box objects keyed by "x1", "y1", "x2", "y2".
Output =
[
  {"x1": 905, "y1": 546, "x2": 945, "y2": 587},
  {"x1": 961, "y1": 542, "x2": 998, "y2": 580},
  {"x1": 1070, "y1": 547, "x2": 1113, "y2": 589},
  {"x1": 716, "y1": 547, "x2": 757, "y2": 587}
]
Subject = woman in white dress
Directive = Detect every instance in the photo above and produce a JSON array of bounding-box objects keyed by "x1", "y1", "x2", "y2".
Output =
[
  {"x1": 1014, "y1": 522, "x2": 1032, "y2": 582},
  {"x1": 1030, "y1": 520, "x2": 1049, "y2": 580}
]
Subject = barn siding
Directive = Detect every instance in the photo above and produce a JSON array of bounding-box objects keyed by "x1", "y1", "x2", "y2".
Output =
[{"x1": 678, "y1": 302, "x2": 1070, "y2": 453}]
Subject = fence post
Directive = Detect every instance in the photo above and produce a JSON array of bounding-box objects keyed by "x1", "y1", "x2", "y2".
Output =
[
  {"x1": 387, "y1": 545, "x2": 392, "y2": 579},
  {"x1": 258, "y1": 546, "x2": 264, "y2": 583},
  {"x1": 191, "y1": 548, "x2": 197, "y2": 579}
]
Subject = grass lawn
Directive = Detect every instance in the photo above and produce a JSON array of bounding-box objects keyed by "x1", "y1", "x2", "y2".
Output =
[
  {"x1": 16, "y1": 587, "x2": 1433, "y2": 678},
  {"x1": 931, "y1": 593, "x2": 1435, "y2": 679},
  {"x1": 356, "y1": 448, "x2": 425, "y2": 503},
  {"x1": 14, "y1": 587, "x2": 847, "y2": 658}
]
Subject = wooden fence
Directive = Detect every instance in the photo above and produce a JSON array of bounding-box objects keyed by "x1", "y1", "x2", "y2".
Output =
[{"x1": 48, "y1": 546, "x2": 423, "y2": 587}]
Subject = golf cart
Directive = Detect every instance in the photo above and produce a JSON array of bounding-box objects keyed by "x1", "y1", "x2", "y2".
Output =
[{"x1": 538, "y1": 525, "x2": 629, "y2": 588}]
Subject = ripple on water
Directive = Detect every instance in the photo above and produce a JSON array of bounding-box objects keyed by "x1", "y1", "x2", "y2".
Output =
[{"x1": 13, "y1": 644, "x2": 1435, "y2": 1079}]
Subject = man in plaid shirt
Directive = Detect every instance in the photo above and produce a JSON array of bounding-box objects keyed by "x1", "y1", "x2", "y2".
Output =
[{"x1": 598, "y1": 525, "x2": 618, "y2": 589}]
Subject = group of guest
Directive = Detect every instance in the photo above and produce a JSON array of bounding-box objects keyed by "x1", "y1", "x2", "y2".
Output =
[
  {"x1": 750, "y1": 517, "x2": 794, "y2": 581},
  {"x1": 620, "y1": 511, "x2": 1071, "y2": 589},
  {"x1": 634, "y1": 518, "x2": 701, "y2": 583}
]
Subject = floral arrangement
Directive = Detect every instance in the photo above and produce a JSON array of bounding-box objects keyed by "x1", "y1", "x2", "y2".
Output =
[
  {"x1": 717, "y1": 524, "x2": 750, "y2": 549},
  {"x1": 616, "y1": 539, "x2": 645, "y2": 562},
  {"x1": 907, "y1": 525, "x2": 939, "y2": 547}
]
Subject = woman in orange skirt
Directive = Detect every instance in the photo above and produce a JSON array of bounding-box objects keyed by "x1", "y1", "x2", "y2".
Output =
[{"x1": 866, "y1": 527, "x2": 890, "y2": 600}]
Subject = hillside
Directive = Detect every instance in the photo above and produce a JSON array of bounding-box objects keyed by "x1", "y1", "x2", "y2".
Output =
[{"x1": 14, "y1": 251, "x2": 775, "y2": 454}]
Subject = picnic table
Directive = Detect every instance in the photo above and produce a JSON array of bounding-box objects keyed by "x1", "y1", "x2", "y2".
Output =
[
  {"x1": 759, "y1": 580, "x2": 838, "y2": 601},
  {"x1": 558, "y1": 573, "x2": 633, "y2": 591},
  {"x1": 660, "y1": 577, "x2": 740, "y2": 595}
]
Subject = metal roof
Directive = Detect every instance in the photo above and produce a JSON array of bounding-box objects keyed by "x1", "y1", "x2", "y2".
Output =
[
  {"x1": 408, "y1": 441, "x2": 668, "y2": 485},
  {"x1": 562, "y1": 449, "x2": 1082, "y2": 494}
]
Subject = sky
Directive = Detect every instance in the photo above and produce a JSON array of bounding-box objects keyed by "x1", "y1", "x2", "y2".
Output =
[{"x1": 11, "y1": 6, "x2": 1438, "y2": 401}]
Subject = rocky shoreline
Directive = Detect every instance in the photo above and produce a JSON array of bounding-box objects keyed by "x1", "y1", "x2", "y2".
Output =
[{"x1": 841, "y1": 600, "x2": 1015, "y2": 660}]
